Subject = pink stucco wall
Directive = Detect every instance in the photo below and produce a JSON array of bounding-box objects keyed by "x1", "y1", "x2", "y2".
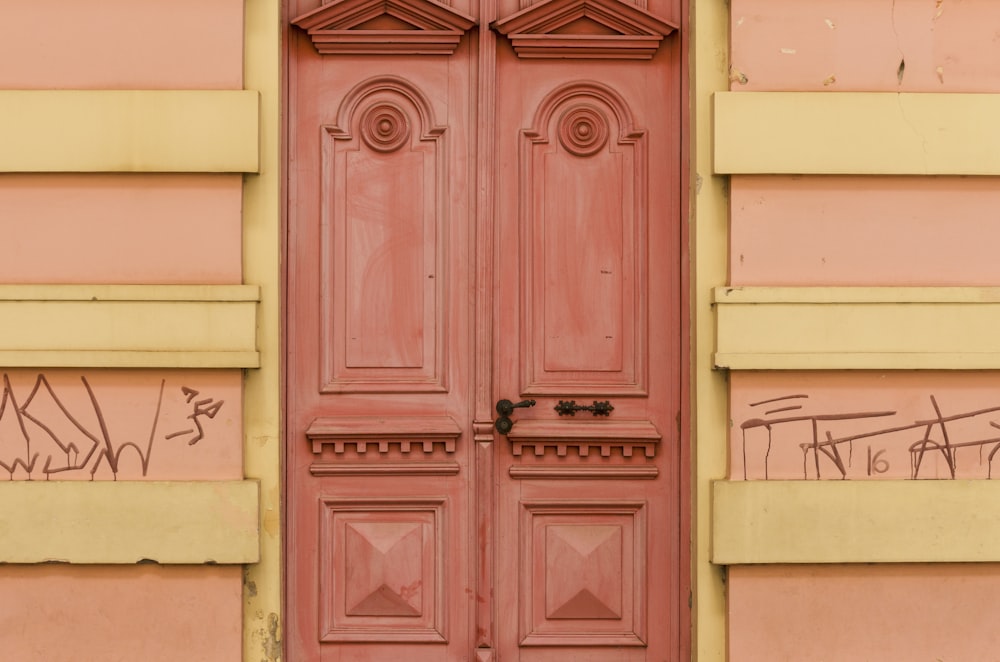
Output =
[
  {"x1": 730, "y1": 175, "x2": 1000, "y2": 287},
  {"x1": 726, "y1": 1, "x2": 1000, "y2": 659},
  {"x1": 730, "y1": 0, "x2": 1000, "y2": 93},
  {"x1": 0, "y1": 175, "x2": 242, "y2": 285},
  {"x1": 0, "y1": 0, "x2": 244, "y2": 89},
  {"x1": 0, "y1": 565, "x2": 242, "y2": 662},
  {"x1": 729, "y1": 564, "x2": 1000, "y2": 662},
  {"x1": 0, "y1": 1, "x2": 250, "y2": 659}
]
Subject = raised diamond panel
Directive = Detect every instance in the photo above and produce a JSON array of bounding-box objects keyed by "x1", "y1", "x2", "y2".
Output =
[
  {"x1": 320, "y1": 497, "x2": 446, "y2": 642},
  {"x1": 520, "y1": 500, "x2": 646, "y2": 646}
]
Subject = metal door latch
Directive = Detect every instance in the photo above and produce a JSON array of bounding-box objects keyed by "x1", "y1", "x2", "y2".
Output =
[{"x1": 554, "y1": 400, "x2": 614, "y2": 416}]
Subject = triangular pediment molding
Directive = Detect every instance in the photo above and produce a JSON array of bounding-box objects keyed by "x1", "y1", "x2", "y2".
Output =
[
  {"x1": 292, "y1": 0, "x2": 476, "y2": 56},
  {"x1": 493, "y1": 0, "x2": 677, "y2": 59}
]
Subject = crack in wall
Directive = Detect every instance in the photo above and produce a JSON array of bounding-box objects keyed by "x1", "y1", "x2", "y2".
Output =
[{"x1": 890, "y1": 0, "x2": 905, "y2": 87}]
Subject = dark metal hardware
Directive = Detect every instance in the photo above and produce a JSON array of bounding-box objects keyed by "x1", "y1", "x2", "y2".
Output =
[
  {"x1": 554, "y1": 400, "x2": 614, "y2": 417},
  {"x1": 495, "y1": 398, "x2": 536, "y2": 435}
]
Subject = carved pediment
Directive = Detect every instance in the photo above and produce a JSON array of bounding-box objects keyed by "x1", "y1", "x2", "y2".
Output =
[
  {"x1": 292, "y1": 0, "x2": 476, "y2": 56},
  {"x1": 493, "y1": 0, "x2": 677, "y2": 59}
]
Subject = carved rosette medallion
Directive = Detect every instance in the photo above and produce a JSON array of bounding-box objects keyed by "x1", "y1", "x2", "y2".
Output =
[
  {"x1": 558, "y1": 105, "x2": 609, "y2": 157},
  {"x1": 361, "y1": 103, "x2": 410, "y2": 153}
]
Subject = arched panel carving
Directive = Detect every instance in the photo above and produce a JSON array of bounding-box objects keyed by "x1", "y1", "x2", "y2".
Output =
[
  {"x1": 321, "y1": 77, "x2": 449, "y2": 393},
  {"x1": 519, "y1": 82, "x2": 648, "y2": 396}
]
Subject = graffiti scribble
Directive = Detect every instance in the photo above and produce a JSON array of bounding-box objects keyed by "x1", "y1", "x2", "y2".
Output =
[
  {"x1": 741, "y1": 394, "x2": 1000, "y2": 480},
  {"x1": 0, "y1": 374, "x2": 223, "y2": 480}
]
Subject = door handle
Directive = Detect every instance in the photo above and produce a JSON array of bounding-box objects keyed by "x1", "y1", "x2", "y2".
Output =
[{"x1": 494, "y1": 398, "x2": 536, "y2": 435}]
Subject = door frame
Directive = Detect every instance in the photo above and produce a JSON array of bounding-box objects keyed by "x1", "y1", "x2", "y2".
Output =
[{"x1": 277, "y1": 0, "x2": 693, "y2": 657}]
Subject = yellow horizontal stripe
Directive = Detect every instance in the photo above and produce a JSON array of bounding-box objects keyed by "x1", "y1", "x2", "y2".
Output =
[
  {"x1": 714, "y1": 92, "x2": 1000, "y2": 175},
  {"x1": 0, "y1": 284, "x2": 260, "y2": 302},
  {"x1": 715, "y1": 287, "x2": 1000, "y2": 370},
  {"x1": 0, "y1": 285, "x2": 258, "y2": 368},
  {"x1": 715, "y1": 286, "x2": 1000, "y2": 305},
  {"x1": 0, "y1": 350, "x2": 260, "y2": 369},
  {"x1": 0, "y1": 90, "x2": 259, "y2": 172},
  {"x1": 713, "y1": 480, "x2": 1000, "y2": 564},
  {"x1": 0, "y1": 480, "x2": 259, "y2": 564}
]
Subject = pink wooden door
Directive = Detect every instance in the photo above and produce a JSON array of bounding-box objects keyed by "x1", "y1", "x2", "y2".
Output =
[{"x1": 285, "y1": 0, "x2": 684, "y2": 657}]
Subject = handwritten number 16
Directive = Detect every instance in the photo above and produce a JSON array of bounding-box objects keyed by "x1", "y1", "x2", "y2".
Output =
[{"x1": 867, "y1": 447, "x2": 889, "y2": 475}]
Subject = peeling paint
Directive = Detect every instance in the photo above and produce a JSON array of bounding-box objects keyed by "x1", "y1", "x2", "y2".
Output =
[
  {"x1": 248, "y1": 610, "x2": 282, "y2": 662},
  {"x1": 824, "y1": 18, "x2": 836, "y2": 29},
  {"x1": 823, "y1": 75, "x2": 837, "y2": 86},
  {"x1": 934, "y1": 0, "x2": 944, "y2": 20},
  {"x1": 263, "y1": 612, "x2": 282, "y2": 662},
  {"x1": 779, "y1": 48, "x2": 796, "y2": 55},
  {"x1": 936, "y1": 66, "x2": 945, "y2": 84},
  {"x1": 729, "y1": 66, "x2": 749, "y2": 85}
]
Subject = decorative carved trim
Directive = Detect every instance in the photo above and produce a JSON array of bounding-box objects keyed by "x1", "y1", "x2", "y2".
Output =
[
  {"x1": 306, "y1": 416, "x2": 462, "y2": 455},
  {"x1": 507, "y1": 420, "x2": 660, "y2": 458},
  {"x1": 292, "y1": 0, "x2": 475, "y2": 56},
  {"x1": 310, "y1": 462, "x2": 460, "y2": 476},
  {"x1": 494, "y1": 0, "x2": 677, "y2": 60},
  {"x1": 509, "y1": 465, "x2": 658, "y2": 479}
]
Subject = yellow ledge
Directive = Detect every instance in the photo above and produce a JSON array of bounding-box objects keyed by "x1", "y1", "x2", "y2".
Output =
[
  {"x1": 713, "y1": 480, "x2": 1000, "y2": 564},
  {"x1": 714, "y1": 286, "x2": 1000, "y2": 370},
  {"x1": 714, "y1": 91, "x2": 1000, "y2": 175},
  {"x1": 0, "y1": 285, "x2": 259, "y2": 368},
  {"x1": 0, "y1": 90, "x2": 259, "y2": 173},
  {"x1": 0, "y1": 480, "x2": 259, "y2": 564}
]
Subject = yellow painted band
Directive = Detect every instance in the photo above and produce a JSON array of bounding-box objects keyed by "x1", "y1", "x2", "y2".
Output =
[
  {"x1": 714, "y1": 91, "x2": 1000, "y2": 175},
  {"x1": 713, "y1": 480, "x2": 1000, "y2": 564},
  {"x1": 0, "y1": 480, "x2": 259, "y2": 564},
  {"x1": 242, "y1": 0, "x2": 283, "y2": 656},
  {"x1": 0, "y1": 285, "x2": 259, "y2": 368},
  {"x1": 0, "y1": 90, "x2": 259, "y2": 173},
  {"x1": 715, "y1": 287, "x2": 1000, "y2": 370}
]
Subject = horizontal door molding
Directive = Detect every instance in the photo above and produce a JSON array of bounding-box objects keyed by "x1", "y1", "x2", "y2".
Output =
[
  {"x1": 0, "y1": 285, "x2": 259, "y2": 368},
  {"x1": 714, "y1": 91, "x2": 1000, "y2": 175},
  {"x1": 715, "y1": 286, "x2": 1000, "y2": 370},
  {"x1": 713, "y1": 479, "x2": 1000, "y2": 564},
  {"x1": 508, "y1": 419, "x2": 661, "y2": 458},
  {"x1": 0, "y1": 479, "x2": 259, "y2": 564},
  {"x1": 0, "y1": 90, "x2": 259, "y2": 173}
]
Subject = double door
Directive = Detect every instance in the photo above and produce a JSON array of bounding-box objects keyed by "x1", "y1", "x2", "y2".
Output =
[{"x1": 286, "y1": 0, "x2": 683, "y2": 657}]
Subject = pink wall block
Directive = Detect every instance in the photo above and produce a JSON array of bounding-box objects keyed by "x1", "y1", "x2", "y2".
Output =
[
  {"x1": 729, "y1": 564, "x2": 1000, "y2": 662},
  {"x1": 0, "y1": 565, "x2": 242, "y2": 662},
  {"x1": 730, "y1": 176, "x2": 1000, "y2": 287},
  {"x1": 730, "y1": 0, "x2": 1000, "y2": 92},
  {"x1": 732, "y1": 371, "x2": 1000, "y2": 480},
  {"x1": 0, "y1": 369, "x2": 243, "y2": 481},
  {"x1": 0, "y1": 0, "x2": 244, "y2": 89},
  {"x1": 0, "y1": 175, "x2": 242, "y2": 285}
]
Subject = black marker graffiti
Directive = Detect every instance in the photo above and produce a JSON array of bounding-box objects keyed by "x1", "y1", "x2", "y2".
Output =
[
  {"x1": 0, "y1": 374, "x2": 223, "y2": 480},
  {"x1": 741, "y1": 394, "x2": 1000, "y2": 480}
]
